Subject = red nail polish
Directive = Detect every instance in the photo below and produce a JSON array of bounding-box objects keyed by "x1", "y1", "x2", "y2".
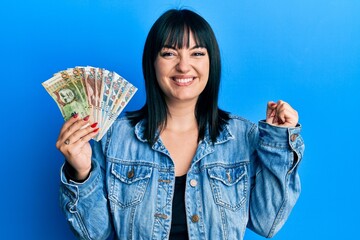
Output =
[
  {"x1": 83, "y1": 115, "x2": 90, "y2": 121},
  {"x1": 72, "y1": 113, "x2": 78, "y2": 118},
  {"x1": 93, "y1": 128, "x2": 99, "y2": 133},
  {"x1": 90, "y1": 123, "x2": 98, "y2": 128}
]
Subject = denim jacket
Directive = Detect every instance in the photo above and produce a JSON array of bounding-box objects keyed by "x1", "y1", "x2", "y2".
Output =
[{"x1": 59, "y1": 115, "x2": 304, "y2": 240}]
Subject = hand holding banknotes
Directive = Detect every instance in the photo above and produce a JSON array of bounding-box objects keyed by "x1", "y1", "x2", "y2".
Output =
[
  {"x1": 42, "y1": 66, "x2": 137, "y2": 141},
  {"x1": 55, "y1": 113, "x2": 100, "y2": 181},
  {"x1": 43, "y1": 66, "x2": 137, "y2": 180}
]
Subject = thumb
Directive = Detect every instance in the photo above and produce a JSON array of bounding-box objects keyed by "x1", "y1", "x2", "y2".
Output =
[{"x1": 266, "y1": 101, "x2": 277, "y2": 124}]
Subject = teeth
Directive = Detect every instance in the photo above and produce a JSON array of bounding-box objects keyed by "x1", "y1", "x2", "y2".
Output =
[{"x1": 174, "y1": 78, "x2": 193, "y2": 83}]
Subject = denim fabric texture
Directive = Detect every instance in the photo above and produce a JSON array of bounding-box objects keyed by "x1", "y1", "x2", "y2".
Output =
[{"x1": 59, "y1": 115, "x2": 304, "y2": 240}]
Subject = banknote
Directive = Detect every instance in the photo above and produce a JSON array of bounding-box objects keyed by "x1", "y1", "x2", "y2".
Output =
[
  {"x1": 82, "y1": 66, "x2": 98, "y2": 123},
  {"x1": 96, "y1": 85, "x2": 137, "y2": 141},
  {"x1": 81, "y1": 67, "x2": 96, "y2": 119},
  {"x1": 100, "y1": 73, "x2": 128, "y2": 128},
  {"x1": 42, "y1": 66, "x2": 137, "y2": 141},
  {"x1": 97, "y1": 76, "x2": 132, "y2": 140},
  {"x1": 99, "y1": 69, "x2": 113, "y2": 129},
  {"x1": 95, "y1": 67, "x2": 105, "y2": 128},
  {"x1": 42, "y1": 72, "x2": 89, "y2": 121},
  {"x1": 61, "y1": 69, "x2": 89, "y2": 109}
]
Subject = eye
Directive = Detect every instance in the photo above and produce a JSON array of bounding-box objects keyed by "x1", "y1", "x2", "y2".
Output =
[
  {"x1": 191, "y1": 47, "x2": 207, "y2": 57},
  {"x1": 160, "y1": 51, "x2": 175, "y2": 57},
  {"x1": 192, "y1": 51, "x2": 206, "y2": 57},
  {"x1": 159, "y1": 47, "x2": 177, "y2": 58}
]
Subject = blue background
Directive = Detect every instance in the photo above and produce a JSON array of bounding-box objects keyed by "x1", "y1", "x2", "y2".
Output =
[{"x1": 1, "y1": 0, "x2": 359, "y2": 239}]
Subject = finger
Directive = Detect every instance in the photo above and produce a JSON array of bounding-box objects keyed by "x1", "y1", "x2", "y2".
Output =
[
  {"x1": 58, "y1": 125, "x2": 99, "y2": 157},
  {"x1": 56, "y1": 115, "x2": 91, "y2": 148},
  {"x1": 268, "y1": 100, "x2": 285, "y2": 125},
  {"x1": 266, "y1": 109, "x2": 275, "y2": 124},
  {"x1": 276, "y1": 107, "x2": 287, "y2": 124},
  {"x1": 272, "y1": 113, "x2": 279, "y2": 125},
  {"x1": 73, "y1": 127, "x2": 100, "y2": 146},
  {"x1": 69, "y1": 122, "x2": 99, "y2": 144},
  {"x1": 283, "y1": 109, "x2": 299, "y2": 127},
  {"x1": 266, "y1": 101, "x2": 277, "y2": 114},
  {"x1": 61, "y1": 121, "x2": 97, "y2": 148},
  {"x1": 63, "y1": 127, "x2": 100, "y2": 156},
  {"x1": 58, "y1": 113, "x2": 80, "y2": 138},
  {"x1": 275, "y1": 100, "x2": 289, "y2": 122},
  {"x1": 276, "y1": 101, "x2": 299, "y2": 127},
  {"x1": 63, "y1": 115, "x2": 90, "y2": 138},
  {"x1": 266, "y1": 101, "x2": 277, "y2": 120}
]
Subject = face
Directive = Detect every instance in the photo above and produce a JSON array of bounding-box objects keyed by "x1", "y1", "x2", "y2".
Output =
[
  {"x1": 59, "y1": 88, "x2": 75, "y2": 104},
  {"x1": 154, "y1": 32, "x2": 210, "y2": 104}
]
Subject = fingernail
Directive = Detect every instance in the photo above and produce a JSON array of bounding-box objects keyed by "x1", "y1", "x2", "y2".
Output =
[
  {"x1": 83, "y1": 115, "x2": 90, "y2": 121},
  {"x1": 72, "y1": 112, "x2": 78, "y2": 118},
  {"x1": 90, "y1": 123, "x2": 98, "y2": 128},
  {"x1": 93, "y1": 128, "x2": 99, "y2": 133}
]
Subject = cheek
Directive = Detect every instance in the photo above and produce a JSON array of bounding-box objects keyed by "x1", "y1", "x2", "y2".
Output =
[
  {"x1": 154, "y1": 62, "x2": 163, "y2": 86},
  {"x1": 153, "y1": 61, "x2": 167, "y2": 93},
  {"x1": 201, "y1": 58, "x2": 210, "y2": 78},
  {"x1": 154, "y1": 59, "x2": 166, "y2": 80},
  {"x1": 202, "y1": 63, "x2": 210, "y2": 81}
]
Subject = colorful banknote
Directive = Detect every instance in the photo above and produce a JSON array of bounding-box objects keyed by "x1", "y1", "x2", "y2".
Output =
[{"x1": 42, "y1": 66, "x2": 137, "y2": 141}]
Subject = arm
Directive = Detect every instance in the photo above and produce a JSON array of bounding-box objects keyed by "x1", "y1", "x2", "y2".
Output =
[
  {"x1": 247, "y1": 101, "x2": 305, "y2": 237},
  {"x1": 57, "y1": 114, "x2": 113, "y2": 239}
]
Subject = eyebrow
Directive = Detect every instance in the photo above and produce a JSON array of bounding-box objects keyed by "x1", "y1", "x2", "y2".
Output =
[{"x1": 162, "y1": 44, "x2": 206, "y2": 50}]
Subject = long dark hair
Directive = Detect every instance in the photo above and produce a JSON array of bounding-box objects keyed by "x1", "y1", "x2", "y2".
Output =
[{"x1": 127, "y1": 9, "x2": 229, "y2": 145}]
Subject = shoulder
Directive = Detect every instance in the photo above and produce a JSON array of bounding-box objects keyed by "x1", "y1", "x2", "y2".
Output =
[
  {"x1": 113, "y1": 115, "x2": 146, "y2": 135},
  {"x1": 226, "y1": 114, "x2": 258, "y2": 136},
  {"x1": 114, "y1": 115, "x2": 134, "y2": 124},
  {"x1": 227, "y1": 114, "x2": 256, "y2": 127},
  {"x1": 102, "y1": 116, "x2": 138, "y2": 141},
  {"x1": 110, "y1": 116, "x2": 135, "y2": 130}
]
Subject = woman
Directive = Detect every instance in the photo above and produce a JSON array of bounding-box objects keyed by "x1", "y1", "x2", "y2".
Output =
[{"x1": 57, "y1": 9, "x2": 304, "y2": 240}]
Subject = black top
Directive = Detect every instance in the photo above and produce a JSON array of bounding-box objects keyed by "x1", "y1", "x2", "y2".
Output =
[{"x1": 169, "y1": 174, "x2": 189, "y2": 240}]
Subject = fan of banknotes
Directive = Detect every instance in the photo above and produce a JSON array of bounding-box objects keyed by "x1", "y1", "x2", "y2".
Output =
[{"x1": 42, "y1": 66, "x2": 137, "y2": 141}]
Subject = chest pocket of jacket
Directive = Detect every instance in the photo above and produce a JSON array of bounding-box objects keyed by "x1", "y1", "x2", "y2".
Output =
[
  {"x1": 207, "y1": 164, "x2": 248, "y2": 211},
  {"x1": 109, "y1": 163, "x2": 152, "y2": 208}
]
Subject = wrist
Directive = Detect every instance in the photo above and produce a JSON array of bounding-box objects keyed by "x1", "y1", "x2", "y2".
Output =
[
  {"x1": 74, "y1": 166, "x2": 92, "y2": 181},
  {"x1": 64, "y1": 161, "x2": 92, "y2": 183}
]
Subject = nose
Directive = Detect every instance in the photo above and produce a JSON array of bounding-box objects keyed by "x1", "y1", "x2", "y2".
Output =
[{"x1": 176, "y1": 55, "x2": 191, "y2": 73}]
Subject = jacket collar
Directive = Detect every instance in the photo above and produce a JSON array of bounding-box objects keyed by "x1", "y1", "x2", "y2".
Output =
[{"x1": 134, "y1": 118, "x2": 234, "y2": 145}]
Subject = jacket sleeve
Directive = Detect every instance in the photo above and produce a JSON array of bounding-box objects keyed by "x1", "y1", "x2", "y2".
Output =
[
  {"x1": 247, "y1": 121, "x2": 304, "y2": 238},
  {"x1": 59, "y1": 140, "x2": 113, "y2": 240}
]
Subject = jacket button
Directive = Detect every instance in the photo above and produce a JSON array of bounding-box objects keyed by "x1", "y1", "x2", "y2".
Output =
[
  {"x1": 189, "y1": 179, "x2": 197, "y2": 187},
  {"x1": 290, "y1": 134, "x2": 298, "y2": 142},
  {"x1": 127, "y1": 169, "x2": 134, "y2": 178},
  {"x1": 191, "y1": 214, "x2": 200, "y2": 223}
]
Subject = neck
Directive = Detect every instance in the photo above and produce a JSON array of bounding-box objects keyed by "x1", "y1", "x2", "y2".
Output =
[{"x1": 165, "y1": 99, "x2": 198, "y2": 133}]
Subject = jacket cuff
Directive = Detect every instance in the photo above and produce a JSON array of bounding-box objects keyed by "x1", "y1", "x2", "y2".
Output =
[
  {"x1": 258, "y1": 120, "x2": 304, "y2": 170},
  {"x1": 60, "y1": 159, "x2": 102, "y2": 202},
  {"x1": 258, "y1": 121, "x2": 302, "y2": 147}
]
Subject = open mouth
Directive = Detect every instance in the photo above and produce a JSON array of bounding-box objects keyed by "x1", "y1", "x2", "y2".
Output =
[{"x1": 172, "y1": 77, "x2": 195, "y2": 86}]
